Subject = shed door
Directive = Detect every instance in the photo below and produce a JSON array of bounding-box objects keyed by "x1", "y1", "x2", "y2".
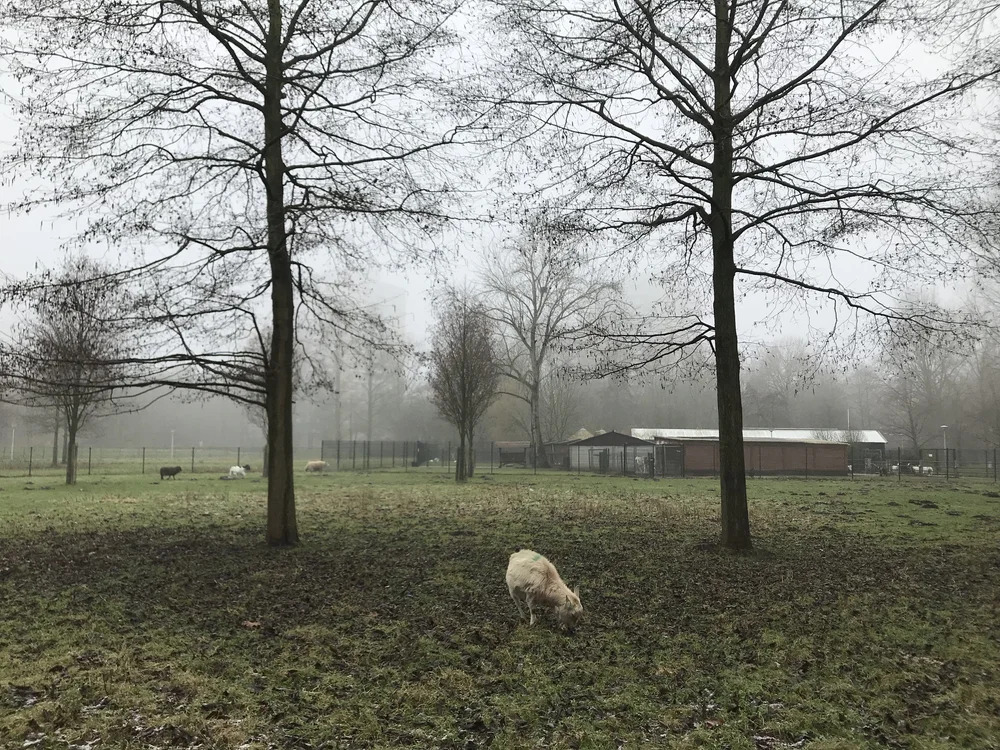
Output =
[{"x1": 656, "y1": 445, "x2": 684, "y2": 476}]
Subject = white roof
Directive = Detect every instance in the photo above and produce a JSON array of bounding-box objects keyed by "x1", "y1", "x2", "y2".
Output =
[{"x1": 631, "y1": 428, "x2": 887, "y2": 444}]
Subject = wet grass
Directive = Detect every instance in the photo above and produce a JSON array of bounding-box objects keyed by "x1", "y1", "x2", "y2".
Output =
[{"x1": 1, "y1": 471, "x2": 998, "y2": 749}]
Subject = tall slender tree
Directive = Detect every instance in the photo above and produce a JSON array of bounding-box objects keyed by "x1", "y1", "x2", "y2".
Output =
[
  {"x1": 429, "y1": 291, "x2": 503, "y2": 481},
  {"x1": 489, "y1": 0, "x2": 1000, "y2": 547},
  {"x1": 482, "y1": 215, "x2": 622, "y2": 466},
  {"x1": 2, "y1": 0, "x2": 474, "y2": 543}
]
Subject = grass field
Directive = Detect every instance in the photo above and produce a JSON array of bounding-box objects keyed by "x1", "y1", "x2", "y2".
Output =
[{"x1": 1, "y1": 470, "x2": 998, "y2": 749}]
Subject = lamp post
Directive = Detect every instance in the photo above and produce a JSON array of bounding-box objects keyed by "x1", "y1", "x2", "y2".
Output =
[{"x1": 941, "y1": 425, "x2": 948, "y2": 477}]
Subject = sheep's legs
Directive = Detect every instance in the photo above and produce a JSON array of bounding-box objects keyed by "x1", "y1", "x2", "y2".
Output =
[
  {"x1": 525, "y1": 595, "x2": 537, "y2": 625},
  {"x1": 510, "y1": 591, "x2": 527, "y2": 621}
]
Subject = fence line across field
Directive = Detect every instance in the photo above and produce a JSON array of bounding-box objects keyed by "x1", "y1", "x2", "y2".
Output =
[{"x1": 1, "y1": 440, "x2": 997, "y2": 481}]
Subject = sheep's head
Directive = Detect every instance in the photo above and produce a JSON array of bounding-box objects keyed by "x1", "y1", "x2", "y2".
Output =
[{"x1": 558, "y1": 586, "x2": 584, "y2": 631}]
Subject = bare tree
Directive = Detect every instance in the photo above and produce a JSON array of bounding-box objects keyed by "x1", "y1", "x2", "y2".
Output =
[
  {"x1": 540, "y1": 367, "x2": 580, "y2": 445},
  {"x1": 482, "y1": 215, "x2": 622, "y2": 467},
  {"x1": 1, "y1": 257, "x2": 137, "y2": 484},
  {"x1": 489, "y1": 0, "x2": 1000, "y2": 548},
  {"x1": 429, "y1": 291, "x2": 503, "y2": 481},
  {"x1": 1, "y1": 0, "x2": 475, "y2": 543},
  {"x1": 361, "y1": 344, "x2": 414, "y2": 442},
  {"x1": 879, "y1": 334, "x2": 963, "y2": 456}
]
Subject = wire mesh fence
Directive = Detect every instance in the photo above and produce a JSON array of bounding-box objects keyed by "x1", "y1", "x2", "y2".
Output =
[
  {"x1": 0, "y1": 446, "x2": 276, "y2": 478},
  {"x1": 2, "y1": 439, "x2": 996, "y2": 481},
  {"x1": 873, "y1": 447, "x2": 1000, "y2": 481}
]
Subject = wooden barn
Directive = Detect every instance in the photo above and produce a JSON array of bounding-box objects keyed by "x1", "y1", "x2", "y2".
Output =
[{"x1": 633, "y1": 429, "x2": 850, "y2": 477}]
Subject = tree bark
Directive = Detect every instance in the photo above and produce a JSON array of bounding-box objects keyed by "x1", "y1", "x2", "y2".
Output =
[
  {"x1": 367, "y1": 366, "x2": 375, "y2": 440},
  {"x1": 455, "y1": 432, "x2": 467, "y2": 481},
  {"x1": 65, "y1": 421, "x2": 78, "y2": 485},
  {"x1": 467, "y1": 428, "x2": 475, "y2": 478},
  {"x1": 263, "y1": 0, "x2": 298, "y2": 546},
  {"x1": 712, "y1": 0, "x2": 751, "y2": 550},
  {"x1": 51, "y1": 407, "x2": 59, "y2": 467},
  {"x1": 530, "y1": 381, "x2": 549, "y2": 468}
]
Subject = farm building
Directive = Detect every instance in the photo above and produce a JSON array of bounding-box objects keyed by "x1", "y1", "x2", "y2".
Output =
[
  {"x1": 632, "y1": 427, "x2": 886, "y2": 450},
  {"x1": 495, "y1": 440, "x2": 578, "y2": 468},
  {"x1": 632, "y1": 429, "x2": 857, "y2": 477},
  {"x1": 568, "y1": 431, "x2": 654, "y2": 474},
  {"x1": 495, "y1": 441, "x2": 532, "y2": 467}
]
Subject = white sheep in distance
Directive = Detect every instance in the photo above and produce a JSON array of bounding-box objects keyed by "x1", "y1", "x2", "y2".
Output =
[
  {"x1": 229, "y1": 465, "x2": 246, "y2": 478},
  {"x1": 505, "y1": 549, "x2": 583, "y2": 630},
  {"x1": 304, "y1": 460, "x2": 328, "y2": 472}
]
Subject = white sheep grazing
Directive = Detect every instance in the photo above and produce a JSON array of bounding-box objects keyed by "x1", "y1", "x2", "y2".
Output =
[
  {"x1": 505, "y1": 549, "x2": 583, "y2": 630},
  {"x1": 304, "y1": 460, "x2": 328, "y2": 472},
  {"x1": 229, "y1": 465, "x2": 246, "y2": 478}
]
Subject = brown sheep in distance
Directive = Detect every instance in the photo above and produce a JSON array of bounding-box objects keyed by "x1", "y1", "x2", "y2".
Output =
[{"x1": 159, "y1": 466, "x2": 182, "y2": 480}]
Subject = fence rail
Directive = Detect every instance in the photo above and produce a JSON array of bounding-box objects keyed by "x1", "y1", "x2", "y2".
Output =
[
  {"x1": 871, "y1": 447, "x2": 1000, "y2": 481},
  {"x1": 2, "y1": 440, "x2": 997, "y2": 482},
  {"x1": 0, "y1": 446, "x2": 277, "y2": 478}
]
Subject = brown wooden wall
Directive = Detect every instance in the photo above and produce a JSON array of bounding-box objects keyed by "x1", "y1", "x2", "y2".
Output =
[{"x1": 676, "y1": 440, "x2": 848, "y2": 476}]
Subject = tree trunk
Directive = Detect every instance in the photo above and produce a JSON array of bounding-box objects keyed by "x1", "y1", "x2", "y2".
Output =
[
  {"x1": 455, "y1": 433, "x2": 467, "y2": 481},
  {"x1": 334, "y1": 353, "x2": 342, "y2": 442},
  {"x1": 263, "y1": 0, "x2": 298, "y2": 546},
  {"x1": 61, "y1": 429, "x2": 68, "y2": 465},
  {"x1": 51, "y1": 407, "x2": 59, "y2": 467},
  {"x1": 367, "y1": 366, "x2": 374, "y2": 440},
  {"x1": 530, "y1": 381, "x2": 549, "y2": 468},
  {"x1": 712, "y1": 0, "x2": 751, "y2": 550},
  {"x1": 467, "y1": 427, "x2": 475, "y2": 478},
  {"x1": 65, "y1": 422, "x2": 78, "y2": 485}
]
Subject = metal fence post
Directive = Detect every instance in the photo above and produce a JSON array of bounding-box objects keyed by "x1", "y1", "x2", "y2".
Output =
[
  {"x1": 380, "y1": 441, "x2": 384, "y2": 469},
  {"x1": 191, "y1": 446, "x2": 195, "y2": 474},
  {"x1": 404, "y1": 441, "x2": 408, "y2": 471},
  {"x1": 142, "y1": 447, "x2": 145, "y2": 474},
  {"x1": 237, "y1": 447, "x2": 241, "y2": 466},
  {"x1": 28, "y1": 447, "x2": 32, "y2": 477},
  {"x1": 898, "y1": 447, "x2": 901, "y2": 482},
  {"x1": 88, "y1": 446, "x2": 92, "y2": 475}
]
